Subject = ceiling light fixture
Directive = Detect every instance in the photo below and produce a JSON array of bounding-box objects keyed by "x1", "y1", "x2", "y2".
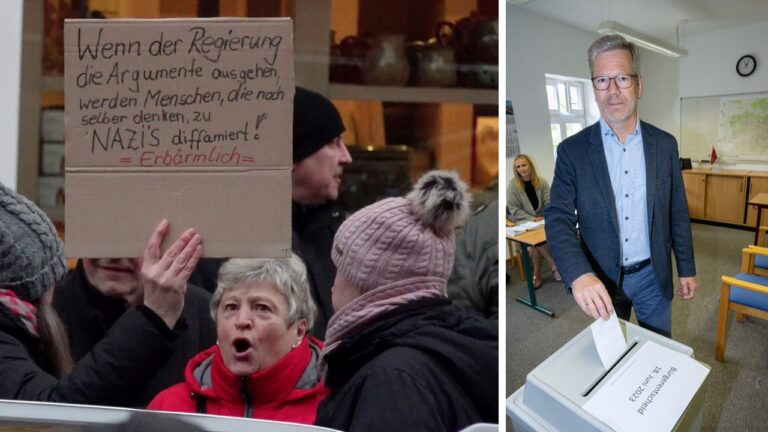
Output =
[{"x1": 598, "y1": 20, "x2": 688, "y2": 58}]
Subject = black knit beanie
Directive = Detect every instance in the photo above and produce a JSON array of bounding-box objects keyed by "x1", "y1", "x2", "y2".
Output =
[
  {"x1": 293, "y1": 87, "x2": 346, "y2": 163},
  {"x1": 0, "y1": 182, "x2": 67, "y2": 302}
]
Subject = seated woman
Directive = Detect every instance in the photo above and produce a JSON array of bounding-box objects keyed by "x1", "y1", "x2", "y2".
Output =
[
  {"x1": 148, "y1": 255, "x2": 326, "y2": 424},
  {"x1": 0, "y1": 182, "x2": 202, "y2": 405},
  {"x1": 507, "y1": 154, "x2": 560, "y2": 288},
  {"x1": 315, "y1": 170, "x2": 498, "y2": 432}
]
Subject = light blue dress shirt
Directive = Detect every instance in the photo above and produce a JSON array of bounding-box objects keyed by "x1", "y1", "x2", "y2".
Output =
[{"x1": 599, "y1": 118, "x2": 651, "y2": 266}]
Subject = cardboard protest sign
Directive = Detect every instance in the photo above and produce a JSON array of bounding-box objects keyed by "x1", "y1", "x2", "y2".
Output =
[{"x1": 64, "y1": 18, "x2": 293, "y2": 258}]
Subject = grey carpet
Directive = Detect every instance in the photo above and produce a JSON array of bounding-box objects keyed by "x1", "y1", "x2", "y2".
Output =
[{"x1": 506, "y1": 223, "x2": 768, "y2": 431}]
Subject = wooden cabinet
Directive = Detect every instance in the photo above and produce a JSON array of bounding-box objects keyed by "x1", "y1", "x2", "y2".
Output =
[
  {"x1": 704, "y1": 173, "x2": 746, "y2": 224},
  {"x1": 680, "y1": 168, "x2": 768, "y2": 226},
  {"x1": 746, "y1": 173, "x2": 768, "y2": 227},
  {"x1": 682, "y1": 172, "x2": 705, "y2": 219}
]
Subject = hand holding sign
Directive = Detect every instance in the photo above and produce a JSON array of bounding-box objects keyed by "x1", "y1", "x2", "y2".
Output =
[{"x1": 141, "y1": 219, "x2": 203, "y2": 328}]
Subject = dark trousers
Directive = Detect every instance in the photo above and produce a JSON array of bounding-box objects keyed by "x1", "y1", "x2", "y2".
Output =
[{"x1": 613, "y1": 264, "x2": 672, "y2": 338}]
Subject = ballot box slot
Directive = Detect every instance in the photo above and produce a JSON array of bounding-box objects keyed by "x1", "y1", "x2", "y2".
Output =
[{"x1": 581, "y1": 340, "x2": 638, "y2": 397}]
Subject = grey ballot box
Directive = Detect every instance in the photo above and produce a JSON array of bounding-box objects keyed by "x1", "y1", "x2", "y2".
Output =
[{"x1": 507, "y1": 320, "x2": 708, "y2": 432}]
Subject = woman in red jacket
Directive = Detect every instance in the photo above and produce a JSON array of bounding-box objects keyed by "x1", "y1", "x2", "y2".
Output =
[{"x1": 148, "y1": 254, "x2": 326, "y2": 424}]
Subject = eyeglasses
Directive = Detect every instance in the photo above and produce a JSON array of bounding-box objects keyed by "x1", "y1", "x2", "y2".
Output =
[{"x1": 591, "y1": 74, "x2": 638, "y2": 90}]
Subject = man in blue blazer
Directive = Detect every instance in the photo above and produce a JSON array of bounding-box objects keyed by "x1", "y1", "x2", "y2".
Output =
[{"x1": 544, "y1": 35, "x2": 697, "y2": 337}]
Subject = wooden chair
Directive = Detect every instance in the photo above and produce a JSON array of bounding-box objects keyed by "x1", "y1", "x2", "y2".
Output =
[
  {"x1": 752, "y1": 225, "x2": 768, "y2": 276},
  {"x1": 506, "y1": 219, "x2": 524, "y2": 282},
  {"x1": 715, "y1": 246, "x2": 768, "y2": 361}
]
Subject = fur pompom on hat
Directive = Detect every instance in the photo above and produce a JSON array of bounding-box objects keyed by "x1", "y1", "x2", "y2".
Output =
[
  {"x1": 332, "y1": 170, "x2": 471, "y2": 294},
  {"x1": 0, "y1": 183, "x2": 67, "y2": 302},
  {"x1": 293, "y1": 87, "x2": 346, "y2": 163}
]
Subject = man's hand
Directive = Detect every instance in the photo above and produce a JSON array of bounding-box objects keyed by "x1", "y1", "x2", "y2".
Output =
[
  {"x1": 677, "y1": 276, "x2": 697, "y2": 300},
  {"x1": 141, "y1": 219, "x2": 203, "y2": 328},
  {"x1": 572, "y1": 273, "x2": 614, "y2": 319}
]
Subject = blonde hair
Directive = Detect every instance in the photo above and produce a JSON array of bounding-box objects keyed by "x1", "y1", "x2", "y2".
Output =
[{"x1": 512, "y1": 154, "x2": 541, "y2": 191}]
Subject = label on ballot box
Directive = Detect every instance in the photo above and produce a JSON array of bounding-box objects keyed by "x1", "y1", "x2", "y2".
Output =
[{"x1": 583, "y1": 340, "x2": 709, "y2": 432}]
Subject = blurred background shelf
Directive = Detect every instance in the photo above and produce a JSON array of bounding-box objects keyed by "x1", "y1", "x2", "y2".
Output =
[
  {"x1": 42, "y1": 76, "x2": 64, "y2": 92},
  {"x1": 329, "y1": 84, "x2": 496, "y2": 105}
]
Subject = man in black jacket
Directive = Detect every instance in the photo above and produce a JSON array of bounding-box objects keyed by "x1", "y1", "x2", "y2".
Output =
[
  {"x1": 291, "y1": 87, "x2": 352, "y2": 339},
  {"x1": 54, "y1": 256, "x2": 216, "y2": 407}
]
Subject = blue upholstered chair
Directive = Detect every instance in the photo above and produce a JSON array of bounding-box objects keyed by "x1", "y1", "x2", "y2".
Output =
[{"x1": 715, "y1": 246, "x2": 768, "y2": 362}]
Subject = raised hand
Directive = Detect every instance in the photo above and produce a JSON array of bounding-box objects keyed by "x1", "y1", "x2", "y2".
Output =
[{"x1": 141, "y1": 219, "x2": 203, "y2": 328}]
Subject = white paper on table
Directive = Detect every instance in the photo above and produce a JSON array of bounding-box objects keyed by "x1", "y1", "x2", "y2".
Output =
[
  {"x1": 583, "y1": 340, "x2": 709, "y2": 432},
  {"x1": 590, "y1": 312, "x2": 627, "y2": 369},
  {"x1": 517, "y1": 220, "x2": 545, "y2": 231},
  {"x1": 506, "y1": 220, "x2": 545, "y2": 236}
]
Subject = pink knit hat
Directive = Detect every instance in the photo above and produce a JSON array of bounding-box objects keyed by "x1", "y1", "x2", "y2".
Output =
[{"x1": 332, "y1": 170, "x2": 471, "y2": 294}]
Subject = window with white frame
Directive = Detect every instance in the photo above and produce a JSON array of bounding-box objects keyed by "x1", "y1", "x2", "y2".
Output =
[{"x1": 546, "y1": 75, "x2": 587, "y2": 159}]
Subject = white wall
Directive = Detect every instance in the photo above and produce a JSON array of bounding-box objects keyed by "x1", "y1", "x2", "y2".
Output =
[
  {"x1": 680, "y1": 21, "x2": 768, "y2": 98},
  {"x1": 679, "y1": 21, "x2": 768, "y2": 172},
  {"x1": 0, "y1": 0, "x2": 23, "y2": 190},
  {"x1": 636, "y1": 49, "x2": 680, "y2": 143},
  {"x1": 507, "y1": 9, "x2": 595, "y2": 185},
  {"x1": 507, "y1": 8, "x2": 681, "y2": 185}
]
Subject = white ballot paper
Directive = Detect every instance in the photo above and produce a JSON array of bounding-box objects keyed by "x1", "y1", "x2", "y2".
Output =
[
  {"x1": 583, "y1": 340, "x2": 709, "y2": 432},
  {"x1": 591, "y1": 312, "x2": 627, "y2": 369}
]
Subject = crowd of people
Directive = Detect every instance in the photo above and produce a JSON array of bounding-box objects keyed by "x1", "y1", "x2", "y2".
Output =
[{"x1": 0, "y1": 87, "x2": 498, "y2": 431}]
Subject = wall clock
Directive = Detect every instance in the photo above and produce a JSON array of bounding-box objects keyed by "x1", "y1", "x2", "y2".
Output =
[{"x1": 737, "y1": 54, "x2": 756, "y2": 77}]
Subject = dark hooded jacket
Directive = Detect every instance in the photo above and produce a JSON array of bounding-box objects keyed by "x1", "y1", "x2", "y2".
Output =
[
  {"x1": 315, "y1": 298, "x2": 498, "y2": 432},
  {"x1": 0, "y1": 300, "x2": 183, "y2": 405},
  {"x1": 448, "y1": 201, "x2": 499, "y2": 320},
  {"x1": 53, "y1": 260, "x2": 216, "y2": 407},
  {"x1": 292, "y1": 202, "x2": 344, "y2": 339}
]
